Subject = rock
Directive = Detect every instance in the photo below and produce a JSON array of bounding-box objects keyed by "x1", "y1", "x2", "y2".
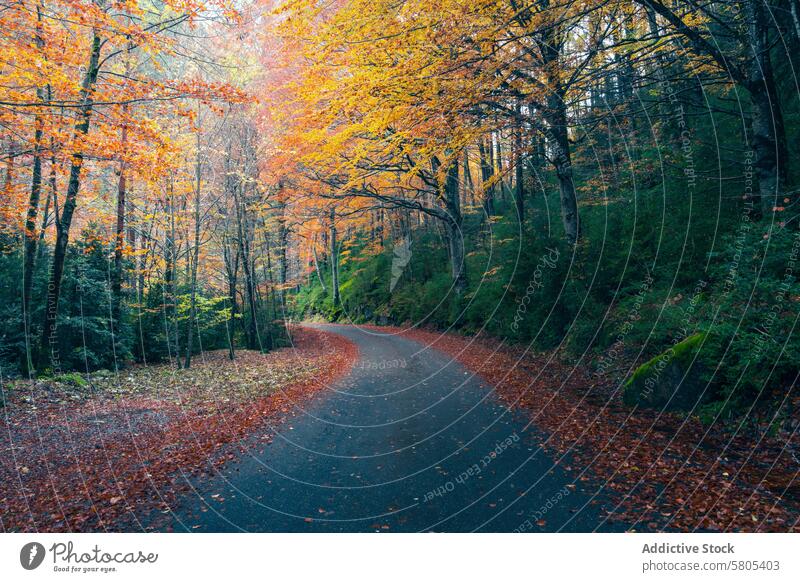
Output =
[{"x1": 623, "y1": 332, "x2": 710, "y2": 411}]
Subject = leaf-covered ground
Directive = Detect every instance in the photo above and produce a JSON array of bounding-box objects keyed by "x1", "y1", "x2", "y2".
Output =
[
  {"x1": 0, "y1": 327, "x2": 358, "y2": 532},
  {"x1": 394, "y1": 326, "x2": 799, "y2": 532}
]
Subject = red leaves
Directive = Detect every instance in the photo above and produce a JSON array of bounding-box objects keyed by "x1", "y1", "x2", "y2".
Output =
[
  {"x1": 399, "y1": 326, "x2": 799, "y2": 533},
  {"x1": 0, "y1": 327, "x2": 357, "y2": 532}
]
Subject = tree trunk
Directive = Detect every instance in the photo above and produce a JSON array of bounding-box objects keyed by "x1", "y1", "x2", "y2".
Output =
[
  {"x1": 311, "y1": 234, "x2": 327, "y2": 291},
  {"x1": 262, "y1": 230, "x2": 279, "y2": 322},
  {"x1": 478, "y1": 138, "x2": 495, "y2": 217},
  {"x1": 445, "y1": 158, "x2": 467, "y2": 294},
  {"x1": 234, "y1": 185, "x2": 259, "y2": 350},
  {"x1": 111, "y1": 105, "x2": 128, "y2": 331},
  {"x1": 462, "y1": 147, "x2": 475, "y2": 207},
  {"x1": 223, "y1": 239, "x2": 238, "y2": 360},
  {"x1": 638, "y1": 0, "x2": 791, "y2": 222},
  {"x1": 277, "y1": 205, "x2": 289, "y2": 312},
  {"x1": 791, "y1": 0, "x2": 800, "y2": 41},
  {"x1": 22, "y1": 9, "x2": 47, "y2": 358},
  {"x1": 548, "y1": 102, "x2": 581, "y2": 244},
  {"x1": 746, "y1": 0, "x2": 789, "y2": 218},
  {"x1": 329, "y1": 207, "x2": 340, "y2": 305},
  {"x1": 39, "y1": 30, "x2": 102, "y2": 369},
  {"x1": 22, "y1": 109, "x2": 44, "y2": 335},
  {"x1": 38, "y1": 140, "x2": 58, "y2": 257},
  {"x1": 165, "y1": 179, "x2": 179, "y2": 364},
  {"x1": 184, "y1": 129, "x2": 201, "y2": 368},
  {"x1": 513, "y1": 103, "x2": 526, "y2": 222}
]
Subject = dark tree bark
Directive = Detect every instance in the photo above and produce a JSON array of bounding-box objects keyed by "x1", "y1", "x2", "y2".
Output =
[
  {"x1": 277, "y1": 203, "x2": 289, "y2": 313},
  {"x1": 111, "y1": 105, "x2": 128, "y2": 331},
  {"x1": 637, "y1": 0, "x2": 791, "y2": 221},
  {"x1": 478, "y1": 137, "x2": 495, "y2": 217},
  {"x1": 184, "y1": 129, "x2": 201, "y2": 369},
  {"x1": 513, "y1": 102, "x2": 526, "y2": 222},
  {"x1": 165, "y1": 178, "x2": 180, "y2": 363},
  {"x1": 547, "y1": 99, "x2": 580, "y2": 244},
  {"x1": 432, "y1": 154, "x2": 467, "y2": 294},
  {"x1": 311, "y1": 234, "x2": 327, "y2": 291},
  {"x1": 223, "y1": 236, "x2": 239, "y2": 360},
  {"x1": 39, "y1": 30, "x2": 102, "y2": 369},
  {"x1": 22, "y1": 108, "x2": 44, "y2": 337},
  {"x1": 444, "y1": 158, "x2": 467, "y2": 294},
  {"x1": 329, "y1": 206, "x2": 341, "y2": 305},
  {"x1": 235, "y1": 192, "x2": 258, "y2": 350},
  {"x1": 462, "y1": 147, "x2": 475, "y2": 207},
  {"x1": 540, "y1": 16, "x2": 580, "y2": 244},
  {"x1": 22, "y1": 9, "x2": 47, "y2": 359},
  {"x1": 745, "y1": 0, "x2": 789, "y2": 217}
]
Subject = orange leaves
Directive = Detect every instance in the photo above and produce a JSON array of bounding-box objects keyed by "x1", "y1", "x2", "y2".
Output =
[
  {"x1": 0, "y1": 328, "x2": 358, "y2": 532},
  {"x1": 0, "y1": 0, "x2": 252, "y2": 250},
  {"x1": 397, "y1": 325, "x2": 800, "y2": 532}
]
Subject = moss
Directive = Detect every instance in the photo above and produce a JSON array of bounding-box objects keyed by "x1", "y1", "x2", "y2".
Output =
[
  {"x1": 624, "y1": 332, "x2": 707, "y2": 406},
  {"x1": 670, "y1": 331, "x2": 708, "y2": 366},
  {"x1": 53, "y1": 372, "x2": 88, "y2": 388},
  {"x1": 626, "y1": 332, "x2": 706, "y2": 387}
]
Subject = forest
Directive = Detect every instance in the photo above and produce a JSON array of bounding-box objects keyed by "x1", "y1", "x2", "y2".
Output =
[{"x1": 0, "y1": 0, "x2": 798, "y2": 533}]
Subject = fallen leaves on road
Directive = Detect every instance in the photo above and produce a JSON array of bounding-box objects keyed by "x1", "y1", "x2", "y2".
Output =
[
  {"x1": 396, "y1": 326, "x2": 799, "y2": 532},
  {"x1": 0, "y1": 327, "x2": 357, "y2": 532}
]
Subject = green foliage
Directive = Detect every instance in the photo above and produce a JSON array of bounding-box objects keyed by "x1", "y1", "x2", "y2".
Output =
[
  {"x1": 51, "y1": 372, "x2": 89, "y2": 388},
  {"x1": 0, "y1": 229, "x2": 133, "y2": 375},
  {"x1": 132, "y1": 283, "x2": 240, "y2": 364},
  {"x1": 695, "y1": 226, "x2": 800, "y2": 419},
  {"x1": 622, "y1": 332, "x2": 708, "y2": 408},
  {"x1": 292, "y1": 165, "x2": 798, "y2": 424},
  {"x1": 0, "y1": 226, "x2": 249, "y2": 376}
]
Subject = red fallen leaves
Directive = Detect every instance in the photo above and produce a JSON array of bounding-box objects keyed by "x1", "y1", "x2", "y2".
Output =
[
  {"x1": 396, "y1": 326, "x2": 799, "y2": 533},
  {"x1": 0, "y1": 327, "x2": 358, "y2": 532}
]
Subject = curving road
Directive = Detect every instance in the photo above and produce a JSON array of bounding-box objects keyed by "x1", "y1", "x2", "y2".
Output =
[{"x1": 150, "y1": 324, "x2": 621, "y2": 532}]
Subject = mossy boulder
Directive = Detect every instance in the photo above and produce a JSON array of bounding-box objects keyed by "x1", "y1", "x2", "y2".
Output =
[
  {"x1": 53, "y1": 372, "x2": 89, "y2": 388},
  {"x1": 623, "y1": 332, "x2": 709, "y2": 410}
]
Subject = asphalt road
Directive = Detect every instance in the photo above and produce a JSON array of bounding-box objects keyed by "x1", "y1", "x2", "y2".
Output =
[{"x1": 151, "y1": 325, "x2": 621, "y2": 532}]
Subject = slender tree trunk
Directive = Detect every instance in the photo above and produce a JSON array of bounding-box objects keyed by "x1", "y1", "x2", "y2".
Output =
[
  {"x1": 39, "y1": 30, "x2": 102, "y2": 368},
  {"x1": 22, "y1": 10, "x2": 47, "y2": 356},
  {"x1": 548, "y1": 102, "x2": 580, "y2": 244},
  {"x1": 37, "y1": 185, "x2": 51, "y2": 249},
  {"x1": 514, "y1": 103, "x2": 525, "y2": 222},
  {"x1": 235, "y1": 189, "x2": 258, "y2": 350},
  {"x1": 540, "y1": 16, "x2": 580, "y2": 244},
  {"x1": 165, "y1": 179, "x2": 180, "y2": 364},
  {"x1": 22, "y1": 110, "x2": 44, "y2": 332},
  {"x1": 263, "y1": 231, "x2": 278, "y2": 322},
  {"x1": 435, "y1": 155, "x2": 467, "y2": 294},
  {"x1": 462, "y1": 148, "x2": 475, "y2": 207},
  {"x1": 277, "y1": 205, "x2": 288, "y2": 312},
  {"x1": 2, "y1": 137, "x2": 15, "y2": 203},
  {"x1": 184, "y1": 129, "x2": 201, "y2": 368},
  {"x1": 329, "y1": 207, "x2": 340, "y2": 305},
  {"x1": 745, "y1": 0, "x2": 789, "y2": 218},
  {"x1": 38, "y1": 140, "x2": 58, "y2": 258},
  {"x1": 111, "y1": 105, "x2": 128, "y2": 331},
  {"x1": 478, "y1": 138, "x2": 495, "y2": 217},
  {"x1": 791, "y1": 0, "x2": 800, "y2": 41},
  {"x1": 311, "y1": 234, "x2": 327, "y2": 291},
  {"x1": 223, "y1": 239, "x2": 238, "y2": 360},
  {"x1": 493, "y1": 132, "x2": 505, "y2": 200}
]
